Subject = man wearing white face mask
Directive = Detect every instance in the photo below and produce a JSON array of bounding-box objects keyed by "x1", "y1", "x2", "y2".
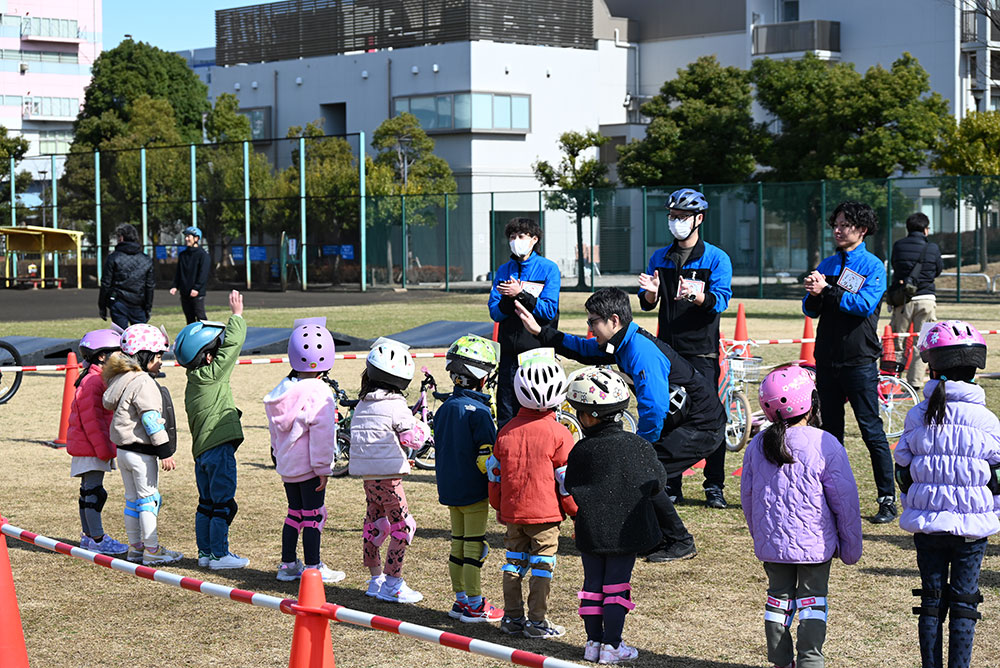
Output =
[
  {"x1": 638, "y1": 188, "x2": 733, "y2": 509},
  {"x1": 488, "y1": 217, "x2": 561, "y2": 428}
]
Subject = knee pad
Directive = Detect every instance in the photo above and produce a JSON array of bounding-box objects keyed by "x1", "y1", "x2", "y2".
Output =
[
  {"x1": 949, "y1": 591, "x2": 983, "y2": 621},
  {"x1": 300, "y1": 506, "x2": 327, "y2": 532},
  {"x1": 913, "y1": 587, "x2": 948, "y2": 619},
  {"x1": 363, "y1": 517, "x2": 391, "y2": 546},
  {"x1": 528, "y1": 554, "x2": 556, "y2": 578},
  {"x1": 284, "y1": 508, "x2": 302, "y2": 533},
  {"x1": 389, "y1": 515, "x2": 416, "y2": 544},
  {"x1": 578, "y1": 590, "x2": 604, "y2": 617},
  {"x1": 462, "y1": 534, "x2": 489, "y2": 569},
  {"x1": 125, "y1": 492, "x2": 161, "y2": 518},
  {"x1": 502, "y1": 550, "x2": 528, "y2": 577},
  {"x1": 196, "y1": 497, "x2": 213, "y2": 520},
  {"x1": 211, "y1": 499, "x2": 238, "y2": 526},
  {"x1": 79, "y1": 485, "x2": 108, "y2": 513},
  {"x1": 765, "y1": 595, "x2": 796, "y2": 627},
  {"x1": 795, "y1": 595, "x2": 827, "y2": 623},
  {"x1": 603, "y1": 582, "x2": 636, "y2": 612}
]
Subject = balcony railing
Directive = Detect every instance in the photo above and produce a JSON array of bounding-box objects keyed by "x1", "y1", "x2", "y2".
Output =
[{"x1": 752, "y1": 20, "x2": 840, "y2": 56}]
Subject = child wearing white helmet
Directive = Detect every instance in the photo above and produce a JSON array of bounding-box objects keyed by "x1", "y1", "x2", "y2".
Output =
[
  {"x1": 101, "y1": 323, "x2": 182, "y2": 566},
  {"x1": 489, "y1": 349, "x2": 577, "y2": 639},
  {"x1": 263, "y1": 317, "x2": 346, "y2": 585},
  {"x1": 350, "y1": 337, "x2": 429, "y2": 604}
]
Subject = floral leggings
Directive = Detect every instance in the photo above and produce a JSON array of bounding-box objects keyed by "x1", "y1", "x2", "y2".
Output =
[{"x1": 362, "y1": 478, "x2": 412, "y2": 577}]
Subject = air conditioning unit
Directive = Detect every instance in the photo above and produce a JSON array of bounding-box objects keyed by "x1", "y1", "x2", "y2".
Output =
[{"x1": 19, "y1": 62, "x2": 28, "y2": 74}]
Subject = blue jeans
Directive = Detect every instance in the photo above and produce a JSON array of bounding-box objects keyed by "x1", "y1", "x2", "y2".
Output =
[
  {"x1": 109, "y1": 300, "x2": 149, "y2": 329},
  {"x1": 194, "y1": 444, "x2": 238, "y2": 558},
  {"x1": 913, "y1": 533, "x2": 987, "y2": 668},
  {"x1": 815, "y1": 362, "x2": 894, "y2": 498}
]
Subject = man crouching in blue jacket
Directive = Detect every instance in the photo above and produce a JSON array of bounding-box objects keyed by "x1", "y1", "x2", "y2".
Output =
[{"x1": 514, "y1": 288, "x2": 726, "y2": 563}]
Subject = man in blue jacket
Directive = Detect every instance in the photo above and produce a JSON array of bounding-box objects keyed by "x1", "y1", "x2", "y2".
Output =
[
  {"x1": 639, "y1": 188, "x2": 733, "y2": 509},
  {"x1": 803, "y1": 200, "x2": 896, "y2": 524},
  {"x1": 515, "y1": 288, "x2": 726, "y2": 563},
  {"x1": 488, "y1": 217, "x2": 561, "y2": 429}
]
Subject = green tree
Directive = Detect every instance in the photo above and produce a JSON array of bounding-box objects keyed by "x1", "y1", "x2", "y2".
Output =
[
  {"x1": 618, "y1": 55, "x2": 760, "y2": 186},
  {"x1": 0, "y1": 126, "x2": 31, "y2": 223},
  {"x1": 931, "y1": 111, "x2": 1000, "y2": 272},
  {"x1": 533, "y1": 130, "x2": 613, "y2": 289},
  {"x1": 76, "y1": 38, "x2": 209, "y2": 146}
]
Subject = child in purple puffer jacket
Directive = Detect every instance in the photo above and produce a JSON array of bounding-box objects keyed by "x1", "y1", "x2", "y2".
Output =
[
  {"x1": 894, "y1": 321, "x2": 1000, "y2": 668},
  {"x1": 741, "y1": 365, "x2": 863, "y2": 668}
]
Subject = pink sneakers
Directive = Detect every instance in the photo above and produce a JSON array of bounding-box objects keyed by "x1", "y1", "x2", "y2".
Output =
[{"x1": 460, "y1": 598, "x2": 503, "y2": 623}]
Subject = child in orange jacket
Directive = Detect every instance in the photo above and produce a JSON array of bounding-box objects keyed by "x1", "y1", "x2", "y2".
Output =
[{"x1": 487, "y1": 350, "x2": 577, "y2": 639}]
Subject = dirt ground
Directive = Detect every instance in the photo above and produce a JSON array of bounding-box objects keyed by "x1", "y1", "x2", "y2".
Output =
[{"x1": 2, "y1": 300, "x2": 1000, "y2": 667}]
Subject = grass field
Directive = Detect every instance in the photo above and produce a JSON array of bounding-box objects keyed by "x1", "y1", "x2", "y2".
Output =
[{"x1": 2, "y1": 294, "x2": 1000, "y2": 667}]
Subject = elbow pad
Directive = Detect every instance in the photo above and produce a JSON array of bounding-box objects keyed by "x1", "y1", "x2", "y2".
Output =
[
  {"x1": 554, "y1": 464, "x2": 569, "y2": 496},
  {"x1": 895, "y1": 464, "x2": 913, "y2": 494},
  {"x1": 141, "y1": 410, "x2": 165, "y2": 437},
  {"x1": 486, "y1": 454, "x2": 501, "y2": 483},
  {"x1": 398, "y1": 420, "x2": 430, "y2": 449},
  {"x1": 988, "y1": 463, "x2": 1000, "y2": 496},
  {"x1": 476, "y1": 444, "x2": 492, "y2": 475}
]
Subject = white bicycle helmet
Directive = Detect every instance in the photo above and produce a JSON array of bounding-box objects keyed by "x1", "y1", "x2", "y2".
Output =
[
  {"x1": 514, "y1": 357, "x2": 568, "y2": 411},
  {"x1": 366, "y1": 337, "x2": 415, "y2": 389},
  {"x1": 566, "y1": 366, "x2": 630, "y2": 418}
]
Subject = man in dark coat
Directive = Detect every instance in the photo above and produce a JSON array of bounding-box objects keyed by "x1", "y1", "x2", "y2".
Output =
[
  {"x1": 170, "y1": 226, "x2": 211, "y2": 324},
  {"x1": 99, "y1": 223, "x2": 154, "y2": 328}
]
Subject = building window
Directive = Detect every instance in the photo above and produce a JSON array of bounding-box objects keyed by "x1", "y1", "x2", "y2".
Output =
[
  {"x1": 23, "y1": 96, "x2": 78, "y2": 119},
  {"x1": 782, "y1": 1, "x2": 799, "y2": 22},
  {"x1": 39, "y1": 129, "x2": 73, "y2": 154},
  {"x1": 0, "y1": 48, "x2": 79, "y2": 63},
  {"x1": 393, "y1": 92, "x2": 530, "y2": 132},
  {"x1": 22, "y1": 16, "x2": 78, "y2": 39}
]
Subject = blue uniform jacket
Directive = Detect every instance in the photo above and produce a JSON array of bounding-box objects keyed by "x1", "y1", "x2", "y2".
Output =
[
  {"x1": 538, "y1": 322, "x2": 725, "y2": 443},
  {"x1": 432, "y1": 387, "x2": 496, "y2": 507},
  {"x1": 802, "y1": 244, "x2": 886, "y2": 367},
  {"x1": 639, "y1": 238, "x2": 732, "y2": 356},
  {"x1": 488, "y1": 253, "x2": 561, "y2": 354}
]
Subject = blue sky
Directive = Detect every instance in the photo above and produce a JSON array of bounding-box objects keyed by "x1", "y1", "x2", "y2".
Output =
[{"x1": 102, "y1": 0, "x2": 283, "y2": 53}]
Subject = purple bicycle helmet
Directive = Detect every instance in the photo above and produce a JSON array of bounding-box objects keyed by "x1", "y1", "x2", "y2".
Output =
[
  {"x1": 79, "y1": 327, "x2": 123, "y2": 359},
  {"x1": 758, "y1": 365, "x2": 815, "y2": 423},
  {"x1": 288, "y1": 317, "x2": 335, "y2": 372},
  {"x1": 918, "y1": 320, "x2": 987, "y2": 370}
]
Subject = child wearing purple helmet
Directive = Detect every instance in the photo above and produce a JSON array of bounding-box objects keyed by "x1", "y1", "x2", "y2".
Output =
[
  {"x1": 741, "y1": 365, "x2": 863, "y2": 668},
  {"x1": 263, "y1": 317, "x2": 345, "y2": 584},
  {"x1": 895, "y1": 320, "x2": 1000, "y2": 668}
]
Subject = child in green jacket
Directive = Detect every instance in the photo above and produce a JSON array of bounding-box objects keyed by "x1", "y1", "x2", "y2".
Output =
[{"x1": 173, "y1": 290, "x2": 249, "y2": 570}]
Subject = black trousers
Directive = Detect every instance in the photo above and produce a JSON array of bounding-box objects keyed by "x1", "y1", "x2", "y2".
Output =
[
  {"x1": 496, "y1": 353, "x2": 519, "y2": 430},
  {"x1": 109, "y1": 300, "x2": 149, "y2": 329},
  {"x1": 667, "y1": 354, "x2": 726, "y2": 496},
  {"x1": 180, "y1": 294, "x2": 207, "y2": 324},
  {"x1": 650, "y1": 424, "x2": 725, "y2": 545},
  {"x1": 580, "y1": 552, "x2": 636, "y2": 647}
]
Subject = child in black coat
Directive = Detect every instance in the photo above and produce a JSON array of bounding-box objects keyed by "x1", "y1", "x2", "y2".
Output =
[{"x1": 564, "y1": 367, "x2": 666, "y2": 665}]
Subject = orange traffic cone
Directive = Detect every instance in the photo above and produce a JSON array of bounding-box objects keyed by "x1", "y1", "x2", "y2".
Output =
[
  {"x1": 50, "y1": 352, "x2": 79, "y2": 447},
  {"x1": 491, "y1": 322, "x2": 499, "y2": 343},
  {"x1": 288, "y1": 568, "x2": 335, "y2": 668},
  {"x1": 733, "y1": 303, "x2": 749, "y2": 358},
  {"x1": 799, "y1": 317, "x2": 816, "y2": 366},
  {"x1": 880, "y1": 325, "x2": 898, "y2": 374},
  {"x1": 0, "y1": 518, "x2": 30, "y2": 668}
]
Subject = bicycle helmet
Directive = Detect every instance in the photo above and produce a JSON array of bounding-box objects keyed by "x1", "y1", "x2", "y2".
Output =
[
  {"x1": 513, "y1": 354, "x2": 567, "y2": 411},
  {"x1": 366, "y1": 337, "x2": 415, "y2": 389},
  {"x1": 120, "y1": 324, "x2": 170, "y2": 356},
  {"x1": 446, "y1": 334, "x2": 499, "y2": 381},
  {"x1": 183, "y1": 226, "x2": 202, "y2": 238},
  {"x1": 918, "y1": 320, "x2": 987, "y2": 370},
  {"x1": 566, "y1": 366, "x2": 630, "y2": 418},
  {"x1": 174, "y1": 320, "x2": 226, "y2": 368},
  {"x1": 79, "y1": 327, "x2": 122, "y2": 360},
  {"x1": 758, "y1": 365, "x2": 815, "y2": 423},
  {"x1": 666, "y1": 188, "x2": 708, "y2": 213},
  {"x1": 288, "y1": 317, "x2": 335, "y2": 372}
]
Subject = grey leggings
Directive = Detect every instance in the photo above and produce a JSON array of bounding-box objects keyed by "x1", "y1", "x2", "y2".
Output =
[{"x1": 79, "y1": 470, "x2": 107, "y2": 538}]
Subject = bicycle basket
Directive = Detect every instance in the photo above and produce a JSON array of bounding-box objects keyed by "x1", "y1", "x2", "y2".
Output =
[{"x1": 727, "y1": 355, "x2": 764, "y2": 383}]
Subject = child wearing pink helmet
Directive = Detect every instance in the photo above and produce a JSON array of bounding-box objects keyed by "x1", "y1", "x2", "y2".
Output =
[
  {"x1": 263, "y1": 317, "x2": 345, "y2": 584},
  {"x1": 894, "y1": 320, "x2": 1000, "y2": 668},
  {"x1": 741, "y1": 365, "x2": 863, "y2": 668}
]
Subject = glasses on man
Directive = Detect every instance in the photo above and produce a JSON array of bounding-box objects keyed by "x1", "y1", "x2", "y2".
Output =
[
  {"x1": 586, "y1": 316, "x2": 604, "y2": 329},
  {"x1": 668, "y1": 210, "x2": 697, "y2": 220}
]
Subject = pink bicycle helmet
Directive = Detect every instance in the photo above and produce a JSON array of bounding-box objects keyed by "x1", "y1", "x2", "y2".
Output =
[
  {"x1": 918, "y1": 320, "x2": 987, "y2": 370},
  {"x1": 758, "y1": 365, "x2": 815, "y2": 423},
  {"x1": 79, "y1": 327, "x2": 122, "y2": 359},
  {"x1": 120, "y1": 324, "x2": 169, "y2": 356},
  {"x1": 288, "y1": 317, "x2": 335, "y2": 372}
]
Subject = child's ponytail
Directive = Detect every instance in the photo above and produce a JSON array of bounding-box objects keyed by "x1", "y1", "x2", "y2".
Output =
[
  {"x1": 924, "y1": 366, "x2": 976, "y2": 426},
  {"x1": 761, "y1": 390, "x2": 819, "y2": 466}
]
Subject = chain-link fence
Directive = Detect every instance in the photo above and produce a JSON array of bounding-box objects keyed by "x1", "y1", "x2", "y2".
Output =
[{"x1": 3, "y1": 150, "x2": 999, "y2": 301}]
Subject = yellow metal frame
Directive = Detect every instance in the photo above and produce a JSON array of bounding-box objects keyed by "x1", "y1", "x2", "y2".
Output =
[{"x1": 1, "y1": 225, "x2": 84, "y2": 289}]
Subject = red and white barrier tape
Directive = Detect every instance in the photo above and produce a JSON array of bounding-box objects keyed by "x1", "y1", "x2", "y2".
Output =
[
  {"x1": 0, "y1": 518, "x2": 584, "y2": 668},
  {"x1": 723, "y1": 329, "x2": 1000, "y2": 347}
]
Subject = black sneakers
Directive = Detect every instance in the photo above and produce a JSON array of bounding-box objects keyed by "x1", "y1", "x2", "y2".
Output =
[
  {"x1": 646, "y1": 540, "x2": 697, "y2": 563},
  {"x1": 705, "y1": 488, "x2": 727, "y2": 509},
  {"x1": 870, "y1": 496, "x2": 898, "y2": 524}
]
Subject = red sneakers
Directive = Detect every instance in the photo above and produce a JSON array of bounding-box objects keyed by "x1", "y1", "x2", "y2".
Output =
[{"x1": 460, "y1": 598, "x2": 504, "y2": 623}]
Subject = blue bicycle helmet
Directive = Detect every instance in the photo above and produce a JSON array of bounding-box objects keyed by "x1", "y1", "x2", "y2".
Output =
[
  {"x1": 666, "y1": 188, "x2": 708, "y2": 213},
  {"x1": 174, "y1": 320, "x2": 226, "y2": 368},
  {"x1": 183, "y1": 226, "x2": 203, "y2": 238}
]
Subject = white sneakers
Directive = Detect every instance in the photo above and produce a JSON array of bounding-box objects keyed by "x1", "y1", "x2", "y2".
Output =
[
  {"x1": 584, "y1": 640, "x2": 602, "y2": 662},
  {"x1": 142, "y1": 545, "x2": 183, "y2": 566},
  {"x1": 209, "y1": 552, "x2": 249, "y2": 570},
  {"x1": 598, "y1": 641, "x2": 639, "y2": 664},
  {"x1": 376, "y1": 578, "x2": 424, "y2": 604},
  {"x1": 277, "y1": 559, "x2": 305, "y2": 581},
  {"x1": 305, "y1": 563, "x2": 346, "y2": 584},
  {"x1": 198, "y1": 551, "x2": 211, "y2": 568},
  {"x1": 365, "y1": 574, "x2": 386, "y2": 597}
]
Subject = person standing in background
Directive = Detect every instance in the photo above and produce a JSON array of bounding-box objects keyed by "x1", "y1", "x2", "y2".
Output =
[
  {"x1": 170, "y1": 226, "x2": 211, "y2": 324},
  {"x1": 99, "y1": 223, "x2": 154, "y2": 329}
]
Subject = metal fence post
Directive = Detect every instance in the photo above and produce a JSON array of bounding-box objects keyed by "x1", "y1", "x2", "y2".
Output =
[
  {"x1": 243, "y1": 141, "x2": 251, "y2": 290},
  {"x1": 95, "y1": 151, "x2": 102, "y2": 283},
  {"x1": 885, "y1": 178, "x2": 892, "y2": 261},
  {"x1": 299, "y1": 136, "x2": 307, "y2": 291},
  {"x1": 757, "y1": 181, "x2": 764, "y2": 298},
  {"x1": 490, "y1": 192, "x2": 496, "y2": 275},
  {"x1": 589, "y1": 188, "x2": 595, "y2": 292},
  {"x1": 140, "y1": 147, "x2": 148, "y2": 255},
  {"x1": 51, "y1": 154, "x2": 58, "y2": 279},
  {"x1": 957, "y1": 176, "x2": 962, "y2": 303},
  {"x1": 820, "y1": 179, "x2": 827, "y2": 255},
  {"x1": 190, "y1": 144, "x2": 197, "y2": 228},
  {"x1": 359, "y1": 131, "x2": 367, "y2": 292},
  {"x1": 8, "y1": 156, "x2": 14, "y2": 227},
  {"x1": 444, "y1": 192, "x2": 450, "y2": 292},
  {"x1": 641, "y1": 185, "x2": 647, "y2": 258},
  {"x1": 400, "y1": 194, "x2": 407, "y2": 289},
  {"x1": 537, "y1": 189, "x2": 544, "y2": 235}
]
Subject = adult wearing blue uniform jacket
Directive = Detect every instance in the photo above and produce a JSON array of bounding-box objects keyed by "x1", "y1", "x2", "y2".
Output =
[
  {"x1": 488, "y1": 217, "x2": 560, "y2": 428},
  {"x1": 803, "y1": 200, "x2": 896, "y2": 525},
  {"x1": 639, "y1": 188, "x2": 733, "y2": 509},
  {"x1": 514, "y1": 288, "x2": 725, "y2": 563}
]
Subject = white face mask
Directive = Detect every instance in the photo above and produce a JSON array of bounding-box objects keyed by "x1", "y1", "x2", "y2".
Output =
[
  {"x1": 510, "y1": 238, "x2": 534, "y2": 257},
  {"x1": 668, "y1": 216, "x2": 696, "y2": 241}
]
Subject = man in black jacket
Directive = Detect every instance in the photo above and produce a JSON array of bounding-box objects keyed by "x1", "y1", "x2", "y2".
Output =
[
  {"x1": 99, "y1": 223, "x2": 154, "y2": 328},
  {"x1": 889, "y1": 213, "x2": 943, "y2": 389},
  {"x1": 170, "y1": 226, "x2": 211, "y2": 324}
]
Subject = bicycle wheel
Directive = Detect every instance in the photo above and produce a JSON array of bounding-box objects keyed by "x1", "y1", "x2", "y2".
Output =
[
  {"x1": 558, "y1": 411, "x2": 584, "y2": 442},
  {"x1": 330, "y1": 432, "x2": 351, "y2": 477},
  {"x1": 725, "y1": 390, "x2": 752, "y2": 452},
  {"x1": 879, "y1": 375, "x2": 919, "y2": 439},
  {"x1": 412, "y1": 437, "x2": 436, "y2": 470},
  {"x1": 0, "y1": 340, "x2": 23, "y2": 405},
  {"x1": 621, "y1": 412, "x2": 637, "y2": 433}
]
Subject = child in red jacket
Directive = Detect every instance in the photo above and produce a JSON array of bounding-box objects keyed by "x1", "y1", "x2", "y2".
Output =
[
  {"x1": 67, "y1": 328, "x2": 128, "y2": 555},
  {"x1": 488, "y1": 350, "x2": 577, "y2": 639}
]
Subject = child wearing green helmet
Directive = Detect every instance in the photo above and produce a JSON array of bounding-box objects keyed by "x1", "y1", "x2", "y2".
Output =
[{"x1": 434, "y1": 334, "x2": 504, "y2": 622}]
